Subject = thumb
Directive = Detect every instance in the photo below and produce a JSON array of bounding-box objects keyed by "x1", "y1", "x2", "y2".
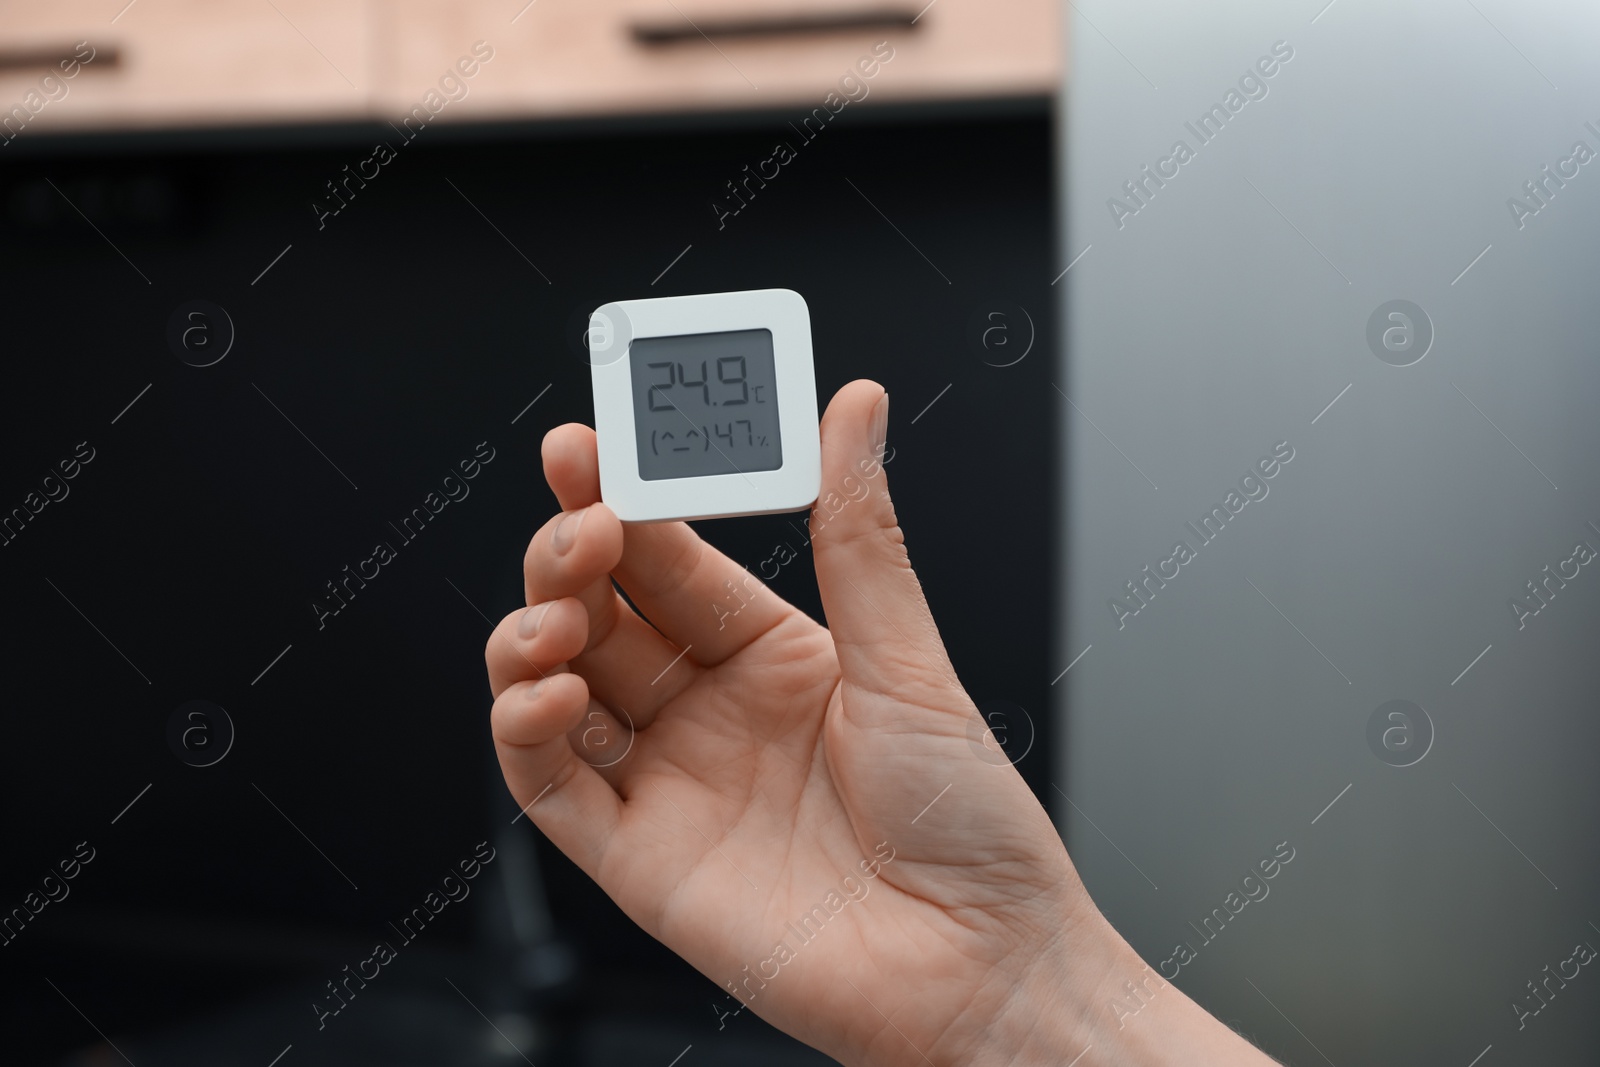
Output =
[{"x1": 811, "y1": 379, "x2": 963, "y2": 705}]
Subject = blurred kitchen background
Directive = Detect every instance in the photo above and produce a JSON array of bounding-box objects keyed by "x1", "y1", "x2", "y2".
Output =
[
  {"x1": 0, "y1": 1, "x2": 1059, "y2": 1065},
  {"x1": 6, "y1": 0, "x2": 1600, "y2": 1065}
]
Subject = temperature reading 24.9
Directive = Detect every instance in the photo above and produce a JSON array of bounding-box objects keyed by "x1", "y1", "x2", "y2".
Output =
[
  {"x1": 629, "y1": 328, "x2": 784, "y2": 481},
  {"x1": 645, "y1": 357, "x2": 769, "y2": 414}
]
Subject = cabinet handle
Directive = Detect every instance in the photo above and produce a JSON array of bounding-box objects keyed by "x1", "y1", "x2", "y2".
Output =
[
  {"x1": 632, "y1": 7, "x2": 919, "y2": 45},
  {"x1": 0, "y1": 44, "x2": 120, "y2": 72}
]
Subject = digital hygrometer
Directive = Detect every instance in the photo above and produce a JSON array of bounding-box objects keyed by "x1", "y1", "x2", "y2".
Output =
[{"x1": 587, "y1": 289, "x2": 821, "y2": 523}]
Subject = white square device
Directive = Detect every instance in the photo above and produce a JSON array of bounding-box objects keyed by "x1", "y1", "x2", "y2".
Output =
[{"x1": 587, "y1": 289, "x2": 821, "y2": 523}]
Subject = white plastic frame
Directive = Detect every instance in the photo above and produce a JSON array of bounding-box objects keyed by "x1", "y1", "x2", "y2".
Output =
[{"x1": 589, "y1": 289, "x2": 820, "y2": 523}]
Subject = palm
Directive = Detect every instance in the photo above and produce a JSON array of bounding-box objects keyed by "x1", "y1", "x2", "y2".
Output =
[{"x1": 488, "y1": 382, "x2": 1076, "y2": 1066}]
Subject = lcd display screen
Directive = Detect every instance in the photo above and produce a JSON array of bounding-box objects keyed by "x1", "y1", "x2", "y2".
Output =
[{"x1": 628, "y1": 328, "x2": 783, "y2": 480}]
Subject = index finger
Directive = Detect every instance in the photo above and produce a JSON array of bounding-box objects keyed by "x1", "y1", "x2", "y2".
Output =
[{"x1": 542, "y1": 423, "x2": 810, "y2": 667}]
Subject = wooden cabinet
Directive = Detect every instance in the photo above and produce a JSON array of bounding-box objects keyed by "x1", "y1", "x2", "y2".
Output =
[
  {"x1": 0, "y1": 0, "x2": 370, "y2": 134},
  {"x1": 0, "y1": 0, "x2": 1057, "y2": 135},
  {"x1": 375, "y1": 0, "x2": 1059, "y2": 120}
]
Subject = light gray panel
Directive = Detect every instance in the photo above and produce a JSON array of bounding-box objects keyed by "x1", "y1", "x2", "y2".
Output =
[{"x1": 1057, "y1": 1, "x2": 1600, "y2": 1062}]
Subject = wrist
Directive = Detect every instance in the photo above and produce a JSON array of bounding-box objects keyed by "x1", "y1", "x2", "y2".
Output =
[
  {"x1": 963, "y1": 908, "x2": 1123, "y2": 1067},
  {"x1": 962, "y1": 911, "x2": 1278, "y2": 1067}
]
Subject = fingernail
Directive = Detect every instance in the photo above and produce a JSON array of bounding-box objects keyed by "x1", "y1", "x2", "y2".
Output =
[
  {"x1": 869, "y1": 391, "x2": 889, "y2": 457},
  {"x1": 526, "y1": 680, "x2": 546, "y2": 703},
  {"x1": 518, "y1": 602, "x2": 553, "y2": 639},
  {"x1": 551, "y1": 506, "x2": 588, "y2": 555}
]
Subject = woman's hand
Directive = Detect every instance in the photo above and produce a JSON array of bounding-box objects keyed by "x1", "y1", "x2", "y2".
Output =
[{"x1": 485, "y1": 379, "x2": 1274, "y2": 1066}]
